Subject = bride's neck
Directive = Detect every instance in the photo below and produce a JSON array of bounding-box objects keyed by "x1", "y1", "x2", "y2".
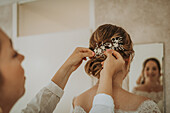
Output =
[{"x1": 145, "y1": 78, "x2": 159, "y2": 87}]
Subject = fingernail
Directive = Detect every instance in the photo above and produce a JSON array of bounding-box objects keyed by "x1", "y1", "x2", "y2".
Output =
[
  {"x1": 92, "y1": 52, "x2": 95, "y2": 56},
  {"x1": 106, "y1": 49, "x2": 111, "y2": 52}
]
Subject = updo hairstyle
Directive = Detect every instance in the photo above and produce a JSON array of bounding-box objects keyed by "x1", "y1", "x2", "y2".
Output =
[{"x1": 85, "y1": 24, "x2": 134, "y2": 78}]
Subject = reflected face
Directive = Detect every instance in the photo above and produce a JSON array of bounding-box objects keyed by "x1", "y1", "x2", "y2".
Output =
[
  {"x1": 144, "y1": 60, "x2": 160, "y2": 80},
  {"x1": 0, "y1": 32, "x2": 25, "y2": 101}
]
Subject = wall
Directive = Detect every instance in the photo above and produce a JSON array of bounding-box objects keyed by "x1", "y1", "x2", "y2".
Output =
[
  {"x1": 95, "y1": 0, "x2": 170, "y2": 112},
  {"x1": 18, "y1": 0, "x2": 90, "y2": 36},
  {"x1": 0, "y1": 4, "x2": 12, "y2": 37}
]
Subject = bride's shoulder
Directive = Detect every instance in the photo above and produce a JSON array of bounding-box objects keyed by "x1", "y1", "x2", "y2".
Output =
[
  {"x1": 126, "y1": 91, "x2": 150, "y2": 108},
  {"x1": 72, "y1": 86, "x2": 97, "y2": 111},
  {"x1": 127, "y1": 94, "x2": 160, "y2": 112}
]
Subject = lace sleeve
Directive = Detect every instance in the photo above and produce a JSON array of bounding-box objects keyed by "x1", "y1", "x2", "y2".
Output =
[
  {"x1": 138, "y1": 100, "x2": 161, "y2": 113},
  {"x1": 72, "y1": 106, "x2": 86, "y2": 113}
]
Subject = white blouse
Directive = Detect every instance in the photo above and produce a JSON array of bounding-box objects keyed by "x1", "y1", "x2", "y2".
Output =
[{"x1": 21, "y1": 82, "x2": 64, "y2": 113}]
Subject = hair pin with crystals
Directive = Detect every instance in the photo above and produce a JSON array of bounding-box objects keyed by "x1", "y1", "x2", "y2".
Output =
[{"x1": 93, "y1": 37, "x2": 124, "y2": 57}]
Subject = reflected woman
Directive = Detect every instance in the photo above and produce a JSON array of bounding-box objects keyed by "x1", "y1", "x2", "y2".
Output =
[
  {"x1": 72, "y1": 24, "x2": 161, "y2": 113},
  {"x1": 133, "y1": 58, "x2": 163, "y2": 112}
]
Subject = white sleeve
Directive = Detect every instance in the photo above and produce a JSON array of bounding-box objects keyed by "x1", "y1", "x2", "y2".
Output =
[
  {"x1": 21, "y1": 82, "x2": 64, "y2": 113},
  {"x1": 89, "y1": 93, "x2": 114, "y2": 113}
]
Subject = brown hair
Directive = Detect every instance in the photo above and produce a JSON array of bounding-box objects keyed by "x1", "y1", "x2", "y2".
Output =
[{"x1": 85, "y1": 24, "x2": 134, "y2": 78}]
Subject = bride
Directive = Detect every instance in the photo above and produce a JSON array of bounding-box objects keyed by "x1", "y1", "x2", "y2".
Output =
[
  {"x1": 133, "y1": 58, "x2": 163, "y2": 112},
  {"x1": 71, "y1": 24, "x2": 161, "y2": 113}
]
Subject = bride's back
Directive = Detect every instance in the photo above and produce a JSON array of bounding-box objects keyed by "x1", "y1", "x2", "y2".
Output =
[{"x1": 73, "y1": 85, "x2": 149, "y2": 113}]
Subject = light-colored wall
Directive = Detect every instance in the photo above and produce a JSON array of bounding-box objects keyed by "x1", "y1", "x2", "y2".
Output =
[
  {"x1": 94, "y1": 0, "x2": 170, "y2": 112},
  {"x1": 0, "y1": 4, "x2": 12, "y2": 37},
  {"x1": 18, "y1": 0, "x2": 90, "y2": 36}
]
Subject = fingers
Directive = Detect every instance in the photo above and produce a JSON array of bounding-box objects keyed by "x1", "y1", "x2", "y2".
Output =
[
  {"x1": 81, "y1": 52, "x2": 94, "y2": 59},
  {"x1": 76, "y1": 47, "x2": 95, "y2": 58},
  {"x1": 77, "y1": 47, "x2": 93, "y2": 53},
  {"x1": 104, "y1": 49, "x2": 123, "y2": 60},
  {"x1": 75, "y1": 48, "x2": 123, "y2": 61},
  {"x1": 104, "y1": 49, "x2": 116, "y2": 60},
  {"x1": 112, "y1": 50, "x2": 123, "y2": 60}
]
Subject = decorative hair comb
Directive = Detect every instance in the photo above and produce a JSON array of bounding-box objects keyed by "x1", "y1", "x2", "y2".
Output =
[{"x1": 93, "y1": 37, "x2": 124, "y2": 57}]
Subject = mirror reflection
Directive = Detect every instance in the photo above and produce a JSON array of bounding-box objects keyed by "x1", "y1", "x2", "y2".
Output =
[{"x1": 129, "y1": 43, "x2": 164, "y2": 112}]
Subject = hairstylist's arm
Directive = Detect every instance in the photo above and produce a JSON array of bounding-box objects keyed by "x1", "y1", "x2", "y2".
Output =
[
  {"x1": 51, "y1": 47, "x2": 94, "y2": 89},
  {"x1": 90, "y1": 49, "x2": 126, "y2": 113},
  {"x1": 22, "y1": 47, "x2": 94, "y2": 113}
]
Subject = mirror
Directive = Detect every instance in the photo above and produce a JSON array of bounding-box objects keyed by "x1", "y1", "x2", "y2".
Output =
[{"x1": 129, "y1": 43, "x2": 164, "y2": 112}]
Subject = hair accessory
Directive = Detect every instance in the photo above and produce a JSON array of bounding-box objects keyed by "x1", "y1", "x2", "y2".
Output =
[{"x1": 93, "y1": 37, "x2": 124, "y2": 57}]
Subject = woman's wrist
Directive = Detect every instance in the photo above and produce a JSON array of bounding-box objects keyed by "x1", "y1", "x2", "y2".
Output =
[
  {"x1": 101, "y1": 69, "x2": 116, "y2": 78},
  {"x1": 97, "y1": 73, "x2": 113, "y2": 95},
  {"x1": 61, "y1": 57, "x2": 77, "y2": 73},
  {"x1": 64, "y1": 58, "x2": 77, "y2": 72},
  {"x1": 51, "y1": 61, "x2": 73, "y2": 90},
  {"x1": 97, "y1": 68, "x2": 117, "y2": 95}
]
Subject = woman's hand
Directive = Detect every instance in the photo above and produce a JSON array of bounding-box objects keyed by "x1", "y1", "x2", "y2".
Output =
[
  {"x1": 96, "y1": 49, "x2": 125, "y2": 95},
  {"x1": 65, "y1": 47, "x2": 94, "y2": 72},
  {"x1": 100, "y1": 49, "x2": 126, "y2": 79},
  {"x1": 52, "y1": 47, "x2": 94, "y2": 89}
]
